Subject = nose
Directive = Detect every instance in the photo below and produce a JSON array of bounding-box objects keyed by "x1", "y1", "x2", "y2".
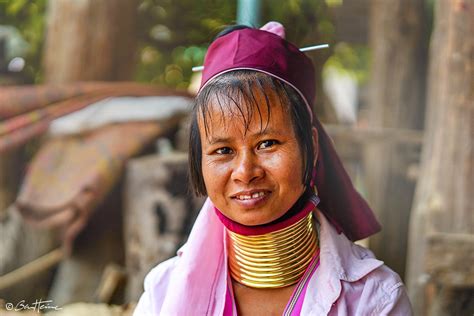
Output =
[{"x1": 231, "y1": 150, "x2": 264, "y2": 184}]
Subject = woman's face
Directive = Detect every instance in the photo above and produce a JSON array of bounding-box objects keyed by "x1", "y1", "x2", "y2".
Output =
[{"x1": 199, "y1": 88, "x2": 305, "y2": 226}]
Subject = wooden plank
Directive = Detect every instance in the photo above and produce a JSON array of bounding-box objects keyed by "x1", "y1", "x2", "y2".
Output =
[
  {"x1": 425, "y1": 232, "x2": 474, "y2": 287},
  {"x1": 423, "y1": 233, "x2": 474, "y2": 315},
  {"x1": 324, "y1": 124, "x2": 423, "y2": 145},
  {"x1": 94, "y1": 263, "x2": 126, "y2": 304},
  {"x1": 365, "y1": 0, "x2": 429, "y2": 282},
  {"x1": 0, "y1": 248, "x2": 64, "y2": 291}
]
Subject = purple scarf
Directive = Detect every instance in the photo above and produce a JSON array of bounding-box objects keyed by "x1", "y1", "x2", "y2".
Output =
[{"x1": 199, "y1": 22, "x2": 380, "y2": 241}]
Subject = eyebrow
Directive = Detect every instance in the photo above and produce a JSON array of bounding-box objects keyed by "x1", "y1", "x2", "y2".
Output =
[
  {"x1": 206, "y1": 136, "x2": 232, "y2": 145},
  {"x1": 206, "y1": 128, "x2": 284, "y2": 145}
]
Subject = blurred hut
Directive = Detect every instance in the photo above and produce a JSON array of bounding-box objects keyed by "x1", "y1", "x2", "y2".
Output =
[
  {"x1": 0, "y1": 83, "x2": 193, "y2": 305},
  {"x1": 406, "y1": 1, "x2": 474, "y2": 315}
]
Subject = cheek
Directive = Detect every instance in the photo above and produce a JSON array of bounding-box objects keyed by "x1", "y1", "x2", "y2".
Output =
[
  {"x1": 265, "y1": 149, "x2": 304, "y2": 184},
  {"x1": 201, "y1": 158, "x2": 230, "y2": 195}
]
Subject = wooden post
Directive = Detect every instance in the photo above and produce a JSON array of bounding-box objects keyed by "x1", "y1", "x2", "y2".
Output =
[
  {"x1": 364, "y1": 0, "x2": 429, "y2": 279},
  {"x1": 123, "y1": 153, "x2": 204, "y2": 302},
  {"x1": 406, "y1": 0, "x2": 473, "y2": 314},
  {"x1": 37, "y1": 0, "x2": 141, "y2": 305},
  {"x1": 0, "y1": 148, "x2": 23, "y2": 218},
  {"x1": 42, "y1": 0, "x2": 139, "y2": 83}
]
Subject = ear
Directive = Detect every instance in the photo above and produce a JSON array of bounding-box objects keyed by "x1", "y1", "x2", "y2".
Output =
[{"x1": 312, "y1": 126, "x2": 319, "y2": 166}]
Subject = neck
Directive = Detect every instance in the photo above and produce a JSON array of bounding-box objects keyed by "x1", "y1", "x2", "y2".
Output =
[
  {"x1": 225, "y1": 197, "x2": 319, "y2": 289},
  {"x1": 215, "y1": 190, "x2": 318, "y2": 236}
]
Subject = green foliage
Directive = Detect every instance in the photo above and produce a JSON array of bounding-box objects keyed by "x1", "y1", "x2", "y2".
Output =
[
  {"x1": 0, "y1": 0, "x2": 47, "y2": 82},
  {"x1": 324, "y1": 43, "x2": 370, "y2": 84},
  {"x1": 261, "y1": 0, "x2": 333, "y2": 44},
  {"x1": 134, "y1": 0, "x2": 333, "y2": 88},
  {"x1": 0, "y1": 0, "x2": 368, "y2": 88},
  {"x1": 134, "y1": 0, "x2": 236, "y2": 88}
]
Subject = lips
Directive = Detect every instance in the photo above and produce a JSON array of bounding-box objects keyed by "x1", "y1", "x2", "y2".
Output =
[
  {"x1": 234, "y1": 191, "x2": 266, "y2": 200},
  {"x1": 230, "y1": 189, "x2": 271, "y2": 208},
  {"x1": 231, "y1": 189, "x2": 270, "y2": 199}
]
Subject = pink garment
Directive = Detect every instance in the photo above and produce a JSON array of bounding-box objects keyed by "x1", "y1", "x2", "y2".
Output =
[
  {"x1": 223, "y1": 249, "x2": 321, "y2": 316},
  {"x1": 134, "y1": 198, "x2": 412, "y2": 315}
]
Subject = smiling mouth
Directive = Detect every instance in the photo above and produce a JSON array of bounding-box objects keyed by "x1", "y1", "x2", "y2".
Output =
[
  {"x1": 231, "y1": 190, "x2": 271, "y2": 200},
  {"x1": 235, "y1": 191, "x2": 267, "y2": 200}
]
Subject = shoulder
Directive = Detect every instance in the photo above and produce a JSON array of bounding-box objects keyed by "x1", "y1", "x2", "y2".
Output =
[
  {"x1": 306, "y1": 211, "x2": 412, "y2": 315},
  {"x1": 338, "y1": 244, "x2": 412, "y2": 315},
  {"x1": 134, "y1": 256, "x2": 179, "y2": 316}
]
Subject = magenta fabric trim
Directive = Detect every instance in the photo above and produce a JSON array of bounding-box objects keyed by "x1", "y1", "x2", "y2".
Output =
[
  {"x1": 214, "y1": 195, "x2": 319, "y2": 236},
  {"x1": 283, "y1": 249, "x2": 321, "y2": 316},
  {"x1": 223, "y1": 284, "x2": 233, "y2": 316}
]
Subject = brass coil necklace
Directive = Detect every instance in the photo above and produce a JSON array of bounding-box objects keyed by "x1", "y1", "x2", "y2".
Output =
[{"x1": 227, "y1": 211, "x2": 318, "y2": 289}]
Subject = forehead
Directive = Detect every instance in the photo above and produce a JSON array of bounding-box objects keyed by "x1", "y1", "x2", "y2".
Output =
[{"x1": 198, "y1": 86, "x2": 292, "y2": 138}]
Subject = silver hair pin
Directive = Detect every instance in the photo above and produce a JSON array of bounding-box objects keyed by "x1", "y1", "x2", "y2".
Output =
[
  {"x1": 191, "y1": 44, "x2": 329, "y2": 72},
  {"x1": 192, "y1": 65, "x2": 205, "y2": 72},
  {"x1": 299, "y1": 44, "x2": 329, "y2": 52}
]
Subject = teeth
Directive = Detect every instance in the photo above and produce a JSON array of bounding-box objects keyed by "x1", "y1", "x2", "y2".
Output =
[
  {"x1": 252, "y1": 192, "x2": 265, "y2": 198},
  {"x1": 236, "y1": 192, "x2": 266, "y2": 200}
]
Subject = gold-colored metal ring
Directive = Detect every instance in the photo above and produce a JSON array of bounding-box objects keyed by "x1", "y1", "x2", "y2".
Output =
[
  {"x1": 228, "y1": 231, "x2": 316, "y2": 262},
  {"x1": 227, "y1": 211, "x2": 319, "y2": 288},
  {"x1": 228, "y1": 219, "x2": 312, "y2": 246},
  {"x1": 229, "y1": 247, "x2": 315, "y2": 276},
  {"x1": 230, "y1": 239, "x2": 316, "y2": 272},
  {"x1": 229, "y1": 214, "x2": 312, "y2": 242}
]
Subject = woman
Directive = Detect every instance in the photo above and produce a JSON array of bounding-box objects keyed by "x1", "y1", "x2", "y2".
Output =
[{"x1": 135, "y1": 22, "x2": 412, "y2": 315}]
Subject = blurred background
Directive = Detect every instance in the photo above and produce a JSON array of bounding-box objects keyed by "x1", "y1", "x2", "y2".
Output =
[{"x1": 0, "y1": 0, "x2": 472, "y2": 315}]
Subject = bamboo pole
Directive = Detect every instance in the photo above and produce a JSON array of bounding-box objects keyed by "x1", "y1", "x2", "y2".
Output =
[{"x1": 0, "y1": 248, "x2": 64, "y2": 291}]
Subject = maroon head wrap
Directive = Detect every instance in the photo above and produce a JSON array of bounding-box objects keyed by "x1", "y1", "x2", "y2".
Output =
[{"x1": 199, "y1": 22, "x2": 380, "y2": 241}]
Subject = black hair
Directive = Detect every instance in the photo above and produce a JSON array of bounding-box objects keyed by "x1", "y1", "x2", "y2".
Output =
[
  {"x1": 214, "y1": 25, "x2": 251, "y2": 39},
  {"x1": 188, "y1": 26, "x2": 314, "y2": 196}
]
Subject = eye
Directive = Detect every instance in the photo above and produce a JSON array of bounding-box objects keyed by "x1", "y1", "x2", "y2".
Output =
[
  {"x1": 258, "y1": 140, "x2": 279, "y2": 150},
  {"x1": 215, "y1": 147, "x2": 233, "y2": 155}
]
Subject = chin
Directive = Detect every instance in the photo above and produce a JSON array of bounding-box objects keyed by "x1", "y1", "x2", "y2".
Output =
[{"x1": 235, "y1": 211, "x2": 279, "y2": 226}]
